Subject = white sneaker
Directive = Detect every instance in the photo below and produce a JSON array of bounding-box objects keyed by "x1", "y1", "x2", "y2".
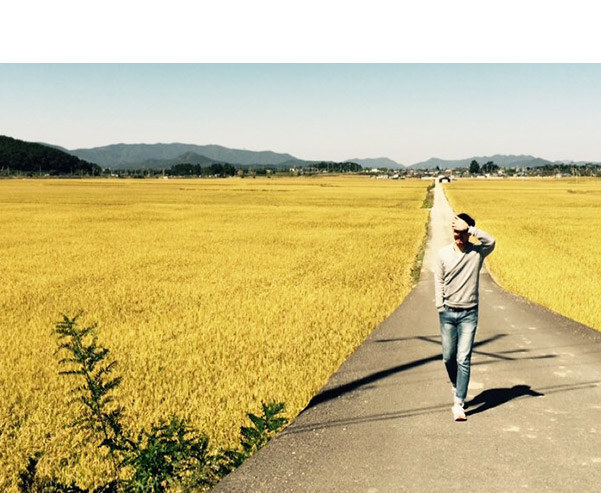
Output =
[{"x1": 452, "y1": 404, "x2": 467, "y2": 422}]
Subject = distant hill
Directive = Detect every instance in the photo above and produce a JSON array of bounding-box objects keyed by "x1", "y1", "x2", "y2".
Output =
[
  {"x1": 68, "y1": 143, "x2": 299, "y2": 168},
  {"x1": 346, "y1": 157, "x2": 404, "y2": 168},
  {"x1": 7, "y1": 136, "x2": 598, "y2": 173},
  {"x1": 140, "y1": 152, "x2": 218, "y2": 169},
  {"x1": 36, "y1": 142, "x2": 70, "y2": 153},
  {"x1": 0, "y1": 135, "x2": 100, "y2": 175},
  {"x1": 174, "y1": 151, "x2": 215, "y2": 165},
  {"x1": 408, "y1": 154, "x2": 555, "y2": 170}
]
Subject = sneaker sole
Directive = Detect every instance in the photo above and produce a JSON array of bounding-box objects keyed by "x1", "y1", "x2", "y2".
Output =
[{"x1": 452, "y1": 406, "x2": 467, "y2": 421}]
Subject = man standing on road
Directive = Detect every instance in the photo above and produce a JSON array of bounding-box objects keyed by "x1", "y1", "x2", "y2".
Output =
[{"x1": 434, "y1": 213, "x2": 496, "y2": 421}]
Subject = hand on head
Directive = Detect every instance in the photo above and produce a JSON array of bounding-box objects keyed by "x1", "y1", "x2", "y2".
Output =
[{"x1": 452, "y1": 216, "x2": 469, "y2": 233}]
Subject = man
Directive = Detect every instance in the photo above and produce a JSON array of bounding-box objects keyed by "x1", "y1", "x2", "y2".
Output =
[{"x1": 434, "y1": 213, "x2": 496, "y2": 421}]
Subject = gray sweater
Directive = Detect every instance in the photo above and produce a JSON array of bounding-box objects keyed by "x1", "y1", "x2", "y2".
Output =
[{"x1": 434, "y1": 226, "x2": 496, "y2": 311}]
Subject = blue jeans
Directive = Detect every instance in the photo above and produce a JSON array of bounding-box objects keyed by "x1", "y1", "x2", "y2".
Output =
[{"x1": 439, "y1": 307, "x2": 478, "y2": 403}]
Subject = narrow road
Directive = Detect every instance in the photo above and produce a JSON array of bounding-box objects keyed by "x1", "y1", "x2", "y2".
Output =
[{"x1": 213, "y1": 180, "x2": 601, "y2": 492}]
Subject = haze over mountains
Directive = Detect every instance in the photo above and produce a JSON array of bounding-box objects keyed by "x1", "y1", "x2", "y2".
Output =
[
  {"x1": 69, "y1": 143, "x2": 298, "y2": 169},
  {"x1": 7, "y1": 137, "x2": 600, "y2": 170},
  {"x1": 68, "y1": 143, "x2": 593, "y2": 169},
  {"x1": 408, "y1": 154, "x2": 557, "y2": 169},
  {"x1": 347, "y1": 154, "x2": 600, "y2": 169}
]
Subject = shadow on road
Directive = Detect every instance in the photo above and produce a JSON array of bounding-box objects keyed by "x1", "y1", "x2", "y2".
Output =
[
  {"x1": 305, "y1": 334, "x2": 508, "y2": 410},
  {"x1": 287, "y1": 380, "x2": 601, "y2": 435},
  {"x1": 465, "y1": 385, "x2": 544, "y2": 416},
  {"x1": 373, "y1": 335, "x2": 441, "y2": 343},
  {"x1": 305, "y1": 332, "x2": 561, "y2": 412}
]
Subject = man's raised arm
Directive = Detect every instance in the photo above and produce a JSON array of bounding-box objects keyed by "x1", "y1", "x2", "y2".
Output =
[{"x1": 468, "y1": 226, "x2": 496, "y2": 257}]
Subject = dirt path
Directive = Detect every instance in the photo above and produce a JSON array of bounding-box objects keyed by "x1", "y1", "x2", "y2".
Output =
[{"x1": 213, "y1": 180, "x2": 601, "y2": 492}]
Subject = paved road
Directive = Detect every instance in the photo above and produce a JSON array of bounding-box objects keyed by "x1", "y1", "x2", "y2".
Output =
[{"x1": 213, "y1": 181, "x2": 601, "y2": 492}]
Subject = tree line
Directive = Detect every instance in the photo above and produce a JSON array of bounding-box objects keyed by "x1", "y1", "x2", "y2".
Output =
[
  {"x1": 3, "y1": 134, "x2": 599, "y2": 178},
  {"x1": 106, "y1": 161, "x2": 364, "y2": 178},
  {"x1": 0, "y1": 135, "x2": 363, "y2": 178},
  {"x1": 462, "y1": 159, "x2": 600, "y2": 177}
]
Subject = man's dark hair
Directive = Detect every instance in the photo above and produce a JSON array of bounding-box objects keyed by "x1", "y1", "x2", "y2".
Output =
[{"x1": 457, "y1": 213, "x2": 475, "y2": 227}]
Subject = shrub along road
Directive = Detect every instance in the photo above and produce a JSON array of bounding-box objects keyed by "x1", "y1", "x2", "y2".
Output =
[{"x1": 213, "y1": 180, "x2": 601, "y2": 492}]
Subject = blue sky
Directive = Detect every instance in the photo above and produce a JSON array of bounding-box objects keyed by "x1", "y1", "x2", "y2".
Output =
[{"x1": 1, "y1": 64, "x2": 600, "y2": 165}]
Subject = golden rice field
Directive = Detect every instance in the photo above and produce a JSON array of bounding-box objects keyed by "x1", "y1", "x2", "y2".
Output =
[
  {"x1": 444, "y1": 178, "x2": 601, "y2": 333},
  {"x1": 0, "y1": 176, "x2": 429, "y2": 490}
]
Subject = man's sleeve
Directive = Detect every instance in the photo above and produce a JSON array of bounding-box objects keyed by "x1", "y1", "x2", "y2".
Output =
[
  {"x1": 434, "y1": 251, "x2": 445, "y2": 312},
  {"x1": 468, "y1": 226, "x2": 496, "y2": 257}
]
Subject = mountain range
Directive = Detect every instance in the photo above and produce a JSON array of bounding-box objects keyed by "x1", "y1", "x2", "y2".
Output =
[
  {"x1": 68, "y1": 143, "x2": 297, "y2": 169},
  {"x1": 9, "y1": 137, "x2": 600, "y2": 170},
  {"x1": 68, "y1": 144, "x2": 595, "y2": 170},
  {"x1": 407, "y1": 154, "x2": 562, "y2": 170}
]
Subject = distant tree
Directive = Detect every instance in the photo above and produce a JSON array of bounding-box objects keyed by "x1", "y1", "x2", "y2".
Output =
[
  {"x1": 209, "y1": 163, "x2": 224, "y2": 176},
  {"x1": 469, "y1": 160, "x2": 480, "y2": 175},
  {"x1": 171, "y1": 163, "x2": 201, "y2": 176},
  {"x1": 481, "y1": 161, "x2": 499, "y2": 173},
  {"x1": 222, "y1": 163, "x2": 237, "y2": 176},
  {"x1": 313, "y1": 161, "x2": 361, "y2": 173}
]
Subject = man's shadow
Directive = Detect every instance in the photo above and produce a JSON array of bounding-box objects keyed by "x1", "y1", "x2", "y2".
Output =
[{"x1": 465, "y1": 385, "x2": 544, "y2": 416}]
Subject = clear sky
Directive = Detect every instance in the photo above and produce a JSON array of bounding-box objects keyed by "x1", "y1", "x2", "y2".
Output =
[{"x1": 1, "y1": 64, "x2": 600, "y2": 165}]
